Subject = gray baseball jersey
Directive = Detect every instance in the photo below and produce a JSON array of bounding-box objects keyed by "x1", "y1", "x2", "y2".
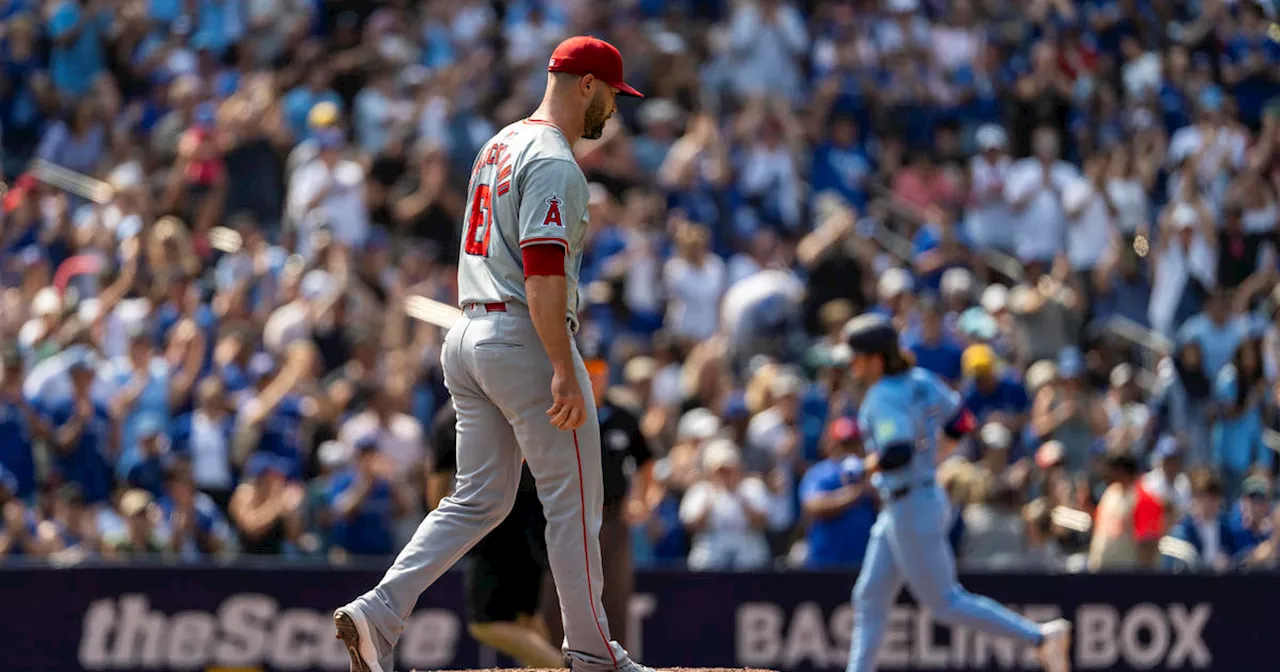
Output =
[
  {"x1": 456, "y1": 119, "x2": 590, "y2": 327},
  {"x1": 340, "y1": 118, "x2": 632, "y2": 672}
]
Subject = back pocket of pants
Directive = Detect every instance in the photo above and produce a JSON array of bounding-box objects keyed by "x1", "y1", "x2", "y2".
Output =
[{"x1": 474, "y1": 340, "x2": 525, "y2": 351}]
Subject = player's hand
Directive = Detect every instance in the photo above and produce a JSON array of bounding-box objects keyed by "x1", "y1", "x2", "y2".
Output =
[{"x1": 546, "y1": 368, "x2": 586, "y2": 431}]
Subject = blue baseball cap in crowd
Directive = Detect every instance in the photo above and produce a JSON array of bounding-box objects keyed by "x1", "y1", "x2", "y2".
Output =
[
  {"x1": 1154, "y1": 435, "x2": 1184, "y2": 460},
  {"x1": 245, "y1": 452, "x2": 288, "y2": 479},
  {"x1": 720, "y1": 390, "x2": 750, "y2": 421},
  {"x1": 248, "y1": 352, "x2": 278, "y2": 383},
  {"x1": 316, "y1": 127, "x2": 345, "y2": 150},
  {"x1": 1056, "y1": 347, "x2": 1084, "y2": 379}
]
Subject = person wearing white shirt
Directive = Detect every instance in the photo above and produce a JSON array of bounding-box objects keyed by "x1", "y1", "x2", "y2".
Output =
[
  {"x1": 965, "y1": 125, "x2": 1014, "y2": 253},
  {"x1": 1004, "y1": 127, "x2": 1078, "y2": 265},
  {"x1": 1061, "y1": 154, "x2": 1118, "y2": 273},
  {"x1": 1106, "y1": 144, "x2": 1155, "y2": 239},
  {"x1": 286, "y1": 128, "x2": 370, "y2": 257},
  {"x1": 1150, "y1": 202, "x2": 1218, "y2": 336},
  {"x1": 186, "y1": 378, "x2": 235, "y2": 506},
  {"x1": 1141, "y1": 435, "x2": 1192, "y2": 519},
  {"x1": 728, "y1": 0, "x2": 809, "y2": 103},
  {"x1": 679, "y1": 439, "x2": 773, "y2": 570},
  {"x1": 663, "y1": 221, "x2": 727, "y2": 343}
]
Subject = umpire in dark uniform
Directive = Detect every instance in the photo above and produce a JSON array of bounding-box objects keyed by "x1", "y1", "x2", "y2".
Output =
[
  {"x1": 541, "y1": 356, "x2": 654, "y2": 652},
  {"x1": 428, "y1": 404, "x2": 564, "y2": 667}
]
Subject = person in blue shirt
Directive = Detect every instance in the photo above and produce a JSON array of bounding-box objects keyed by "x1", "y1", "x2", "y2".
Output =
[
  {"x1": 911, "y1": 208, "x2": 973, "y2": 293},
  {"x1": 1167, "y1": 470, "x2": 1236, "y2": 571},
  {"x1": 1211, "y1": 339, "x2": 1273, "y2": 499},
  {"x1": 45, "y1": 354, "x2": 115, "y2": 505},
  {"x1": 281, "y1": 67, "x2": 345, "y2": 140},
  {"x1": 810, "y1": 108, "x2": 872, "y2": 211},
  {"x1": 45, "y1": 0, "x2": 109, "y2": 97},
  {"x1": 125, "y1": 418, "x2": 171, "y2": 497},
  {"x1": 905, "y1": 297, "x2": 965, "y2": 384},
  {"x1": 233, "y1": 353, "x2": 311, "y2": 478},
  {"x1": 157, "y1": 457, "x2": 231, "y2": 559},
  {"x1": 799, "y1": 417, "x2": 877, "y2": 569},
  {"x1": 0, "y1": 352, "x2": 49, "y2": 501},
  {"x1": 840, "y1": 314, "x2": 1070, "y2": 672},
  {"x1": 1175, "y1": 289, "x2": 1248, "y2": 380},
  {"x1": 1225, "y1": 476, "x2": 1274, "y2": 562},
  {"x1": 329, "y1": 436, "x2": 403, "y2": 557},
  {"x1": 1221, "y1": 1, "x2": 1280, "y2": 128},
  {"x1": 0, "y1": 464, "x2": 41, "y2": 557},
  {"x1": 960, "y1": 344, "x2": 1031, "y2": 444}
]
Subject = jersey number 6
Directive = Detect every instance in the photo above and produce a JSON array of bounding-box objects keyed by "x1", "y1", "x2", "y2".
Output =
[{"x1": 464, "y1": 184, "x2": 493, "y2": 257}]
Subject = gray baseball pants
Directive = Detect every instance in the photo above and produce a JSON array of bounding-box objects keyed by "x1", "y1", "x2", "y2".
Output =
[{"x1": 348, "y1": 302, "x2": 630, "y2": 671}]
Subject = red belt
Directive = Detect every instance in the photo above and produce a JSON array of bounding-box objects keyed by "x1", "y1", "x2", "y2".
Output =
[{"x1": 471, "y1": 302, "x2": 506, "y2": 313}]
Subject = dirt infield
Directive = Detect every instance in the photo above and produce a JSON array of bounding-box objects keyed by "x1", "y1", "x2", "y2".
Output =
[{"x1": 434, "y1": 669, "x2": 778, "y2": 672}]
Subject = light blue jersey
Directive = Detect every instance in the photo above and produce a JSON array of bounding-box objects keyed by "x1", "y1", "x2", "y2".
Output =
[{"x1": 857, "y1": 367, "x2": 960, "y2": 495}]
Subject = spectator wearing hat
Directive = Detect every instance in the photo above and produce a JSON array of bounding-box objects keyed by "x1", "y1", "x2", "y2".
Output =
[
  {"x1": 680, "y1": 438, "x2": 773, "y2": 570},
  {"x1": 281, "y1": 67, "x2": 344, "y2": 142},
  {"x1": 961, "y1": 345, "x2": 1031, "y2": 444},
  {"x1": 1211, "y1": 339, "x2": 1272, "y2": 499},
  {"x1": 103, "y1": 488, "x2": 167, "y2": 558},
  {"x1": 328, "y1": 435, "x2": 403, "y2": 557},
  {"x1": 906, "y1": 297, "x2": 965, "y2": 385},
  {"x1": 975, "y1": 422, "x2": 1018, "y2": 480},
  {"x1": 158, "y1": 456, "x2": 232, "y2": 559},
  {"x1": 44, "y1": 351, "x2": 114, "y2": 506},
  {"x1": 1032, "y1": 347, "x2": 1108, "y2": 473},
  {"x1": 125, "y1": 417, "x2": 172, "y2": 497},
  {"x1": 338, "y1": 384, "x2": 426, "y2": 543},
  {"x1": 1088, "y1": 451, "x2": 1164, "y2": 571},
  {"x1": 966, "y1": 124, "x2": 1014, "y2": 254},
  {"x1": 1225, "y1": 475, "x2": 1275, "y2": 564},
  {"x1": 1142, "y1": 435, "x2": 1193, "y2": 519},
  {"x1": 798, "y1": 417, "x2": 876, "y2": 569},
  {"x1": 230, "y1": 452, "x2": 304, "y2": 556}
]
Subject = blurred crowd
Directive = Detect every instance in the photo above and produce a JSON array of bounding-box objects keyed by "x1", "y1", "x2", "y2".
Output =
[{"x1": 1, "y1": 0, "x2": 1280, "y2": 574}]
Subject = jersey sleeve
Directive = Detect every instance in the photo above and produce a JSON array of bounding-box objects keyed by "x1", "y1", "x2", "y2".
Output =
[
  {"x1": 517, "y1": 159, "x2": 588, "y2": 251},
  {"x1": 859, "y1": 394, "x2": 915, "y2": 455}
]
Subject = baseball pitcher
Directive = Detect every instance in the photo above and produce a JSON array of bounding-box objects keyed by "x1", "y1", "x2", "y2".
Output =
[{"x1": 334, "y1": 36, "x2": 648, "y2": 672}]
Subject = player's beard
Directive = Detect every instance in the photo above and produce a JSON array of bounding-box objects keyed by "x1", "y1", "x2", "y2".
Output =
[{"x1": 581, "y1": 90, "x2": 610, "y2": 139}]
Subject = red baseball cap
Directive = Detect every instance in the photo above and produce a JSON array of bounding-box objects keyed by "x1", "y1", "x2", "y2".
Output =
[{"x1": 548, "y1": 36, "x2": 643, "y2": 98}]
